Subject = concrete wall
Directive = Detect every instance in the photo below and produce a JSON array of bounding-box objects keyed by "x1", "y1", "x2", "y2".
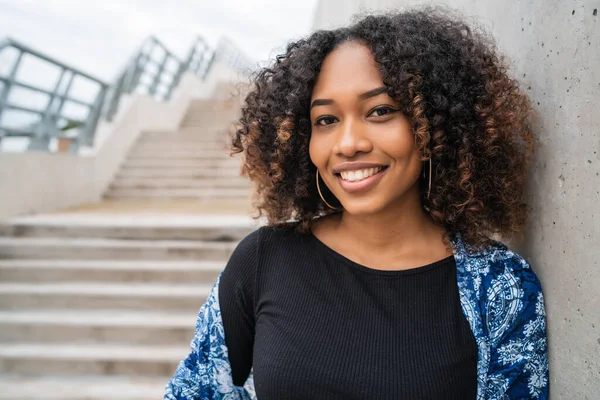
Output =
[
  {"x1": 313, "y1": 1, "x2": 599, "y2": 398},
  {"x1": 0, "y1": 62, "x2": 244, "y2": 219}
]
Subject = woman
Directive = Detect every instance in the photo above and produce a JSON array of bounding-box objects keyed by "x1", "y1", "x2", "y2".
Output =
[{"x1": 166, "y1": 6, "x2": 549, "y2": 400}]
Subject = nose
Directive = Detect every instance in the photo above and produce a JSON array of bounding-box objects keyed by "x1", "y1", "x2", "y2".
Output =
[{"x1": 332, "y1": 118, "x2": 373, "y2": 157}]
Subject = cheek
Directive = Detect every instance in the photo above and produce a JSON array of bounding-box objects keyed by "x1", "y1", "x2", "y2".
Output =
[
  {"x1": 309, "y1": 134, "x2": 326, "y2": 167},
  {"x1": 378, "y1": 123, "x2": 417, "y2": 161}
]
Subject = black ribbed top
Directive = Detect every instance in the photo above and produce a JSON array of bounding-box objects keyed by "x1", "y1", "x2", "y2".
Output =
[{"x1": 219, "y1": 225, "x2": 478, "y2": 400}]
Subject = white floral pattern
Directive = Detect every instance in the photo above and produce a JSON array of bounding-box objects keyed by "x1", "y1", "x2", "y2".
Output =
[
  {"x1": 165, "y1": 231, "x2": 549, "y2": 399},
  {"x1": 452, "y1": 232, "x2": 549, "y2": 399},
  {"x1": 164, "y1": 276, "x2": 256, "y2": 400}
]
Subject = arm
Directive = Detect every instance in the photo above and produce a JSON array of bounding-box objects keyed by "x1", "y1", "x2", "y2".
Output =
[
  {"x1": 165, "y1": 230, "x2": 260, "y2": 400},
  {"x1": 164, "y1": 275, "x2": 254, "y2": 400},
  {"x1": 483, "y1": 255, "x2": 549, "y2": 400}
]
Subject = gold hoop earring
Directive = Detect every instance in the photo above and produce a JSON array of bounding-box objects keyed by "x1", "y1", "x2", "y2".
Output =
[{"x1": 316, "y1": 170, "x2": 341, "y2": 210}]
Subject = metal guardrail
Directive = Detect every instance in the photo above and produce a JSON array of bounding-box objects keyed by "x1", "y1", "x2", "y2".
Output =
[
  {"x1": 213, "y1": 37, "x2": 255, "y2": 76},
  {"x1": 0, "y1": 37, "x2": 110, "y2": 152},
  {"x1": 0, "y1": 35, "x2": 250, "y2": 153},
  {"x1": 101, "y1": 36, "x2": 214, "y2": 127}
]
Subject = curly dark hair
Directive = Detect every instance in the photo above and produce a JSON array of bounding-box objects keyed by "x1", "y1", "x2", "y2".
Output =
[{"x1": 231, "y1": 5, "x2": 536, "y2": 250}]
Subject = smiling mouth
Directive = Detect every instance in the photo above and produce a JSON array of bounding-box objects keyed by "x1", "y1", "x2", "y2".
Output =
[{"x1": 336, "y1": 166, "x2": 388, "y2": 182}]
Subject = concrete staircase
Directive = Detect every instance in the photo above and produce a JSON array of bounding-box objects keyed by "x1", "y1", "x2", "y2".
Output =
[
  {"x1": 104, "y1": 99, "x2": 250, "y2": 201},
  {"x1": 0, "y1": 99, "x2": 258, "y2": 399},
  {"x1": 0, "y1": 216, "x2": 257, "y2": 399}
]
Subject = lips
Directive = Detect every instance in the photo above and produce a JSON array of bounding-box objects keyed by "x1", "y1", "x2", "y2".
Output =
[{"x1": 335, "y1": 165, "x2": 388, "y2": 193}]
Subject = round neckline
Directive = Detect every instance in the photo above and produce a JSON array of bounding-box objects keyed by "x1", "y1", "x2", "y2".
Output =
[{"x1": 308, "y1": 231, "x2": 455, "y2": 276}]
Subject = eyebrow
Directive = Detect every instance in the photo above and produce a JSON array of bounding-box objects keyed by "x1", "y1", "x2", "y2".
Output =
[{"x1": 310, "y1": 86, "x2": 389, "y2": 109}]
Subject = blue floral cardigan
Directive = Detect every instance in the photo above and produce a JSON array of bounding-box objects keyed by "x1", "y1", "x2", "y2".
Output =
[{"x1": 165, "y1": 232, "x2": 549, "y2": 399}]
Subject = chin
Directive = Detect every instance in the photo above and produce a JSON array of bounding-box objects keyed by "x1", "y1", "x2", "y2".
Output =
[{"x1": 338, "y1": 198, "x2": 386, "y2": 216}]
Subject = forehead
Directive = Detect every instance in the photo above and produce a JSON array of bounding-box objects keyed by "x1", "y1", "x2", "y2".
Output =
[{"x1": 311, "y1": 41, "x2": 383, "y2": 99}]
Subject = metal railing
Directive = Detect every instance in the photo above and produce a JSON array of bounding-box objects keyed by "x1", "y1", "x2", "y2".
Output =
[
  {"x1": 213, "y1": 37, "x2": 255, "y2": 76},
  {"x1": 0, "y1": 35, "x2": 251, "y2": 153},
  {"x1": 101, "y1": 36, "x2": 214, "y2": 126},
  {"x1": 0, "y1": 37, "x2": 110, "y2": 152}
]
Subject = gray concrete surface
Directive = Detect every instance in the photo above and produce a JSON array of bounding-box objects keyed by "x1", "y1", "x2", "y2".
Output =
[{"x1": 313, "y1": 1, "x2": 599, "y2": 398}]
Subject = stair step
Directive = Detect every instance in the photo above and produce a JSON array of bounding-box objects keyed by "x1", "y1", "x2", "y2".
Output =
[
  {"x1": 180, "y1": 115, "x2": 238, "y2": 124},
  {"x1": 179, "y1": 121, "x2": 237, "y2": 129},
  {"x1": 179, "y1": 123, "x2": 235, "y2": 129},
  {"x1": 128, "y1": 145, "x2": 230, "y2": 153},
  {"x1": 0, "y1": 309, "x2": 196, "y2": 344},
  {"x1": 104, "y1": 188, "x2": 250, "y2": 200},
  {"x1": 181, "y1": 108, "x2": 239, "y2": 117},
  {"x1": 58, "y1": 200, "x2": 254, "y2": 215},
  {"x1": 0, "y1": 259, "x2": 223, "y2": 283},
  {"x1": 0, "y1": 375, "x2": 167, "y2": 399},
  {"x1": 116, "y1": 167, "x2": 242, "y2": 179},
  {"x1": 172, "y1": 128, "x2": 237, "y2": 137},
  {"x1": 137, "y1": 133, "x2": 229, "y2": 142},
  {"x1": 0, "y1": 237, "x2": 236, "y2": 260},
  {"x1": 127, "y1": 150, "x2": 232, "y2": 159},
  {"x1": 180, "y1": 111, "x2": 238, "y2": 118},
  {"x1": 139, "y1": 129, "x2": 230, "y2": 137},
  {"x1": 0, "y1": 215, "x2": 255, "y2": 240},
  {"x1": 121, "y1": 159, "x2": 241, "y2": 168},
  {"x1": 186, "y1": 98, "x2": 239, "y2": 108},
  {"x1": 109, "y1": 177, "x2": 250, "y2": 190},
  {"x1": 125, "y1": 152, "x2": 230, "y2": 161},
  {"x1": 137, "y1": 133, "x2": 233, "y2": 143},
  {"x1": 0, "y1": 343, "x2": 185, "y2": 376},
  {"x1": 132, "y1": 143, "x2": 230, "y2": 152},
  {"x1": 181, "y1": 106, "x2": 238, "y2": 114},
  {"x1": 0, "y1": 282, "x2": 210, "y2": 311}
]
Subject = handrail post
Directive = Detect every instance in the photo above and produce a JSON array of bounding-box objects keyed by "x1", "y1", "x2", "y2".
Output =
[
  {"x1": 53, "y1": 71, "x2": 75, "y2": 118},
  {"x1": 28, "y1": 67, "x2": 67, "y2": 151},
  {"x1": 80, "y1": 84, "x2": 108, "y2": 148},
  {"x1": 131, "y1": 52, "x2": 148, "y2": 92},
  {"x1": 105, "y1": 71, "x2": 126, "y2": 122},
  {"x1": 0, "y1": 50, "x2": 24, "y2": 126},
  {"x1": 149, "y1": 51, "x2": 169, "y2": 97},
  {"x1": 202, "y1": 52, "x2": 216, "y2": 80},
  {"x1": 167, "y1": 57, "x2": 188, "y2": 100},
  {"x1": 123, "y1": 54, "x2": 140, "y2": 94}
]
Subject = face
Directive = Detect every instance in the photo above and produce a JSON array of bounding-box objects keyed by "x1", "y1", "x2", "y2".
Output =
[{"x1": 309, "y1": 41, "x2": 424, "y2": 216}]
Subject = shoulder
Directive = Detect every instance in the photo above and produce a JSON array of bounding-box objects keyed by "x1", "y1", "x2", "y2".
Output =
[
  {"x1": 454, "y1": 234, "x2": 541, "y2": 290},
  {"x1": 226, "y1": 222, "x2": 308, "y2": 266},
  {"x1": 464, "y1": 240, "x2": 549, "y2": 398},
  {"x1": 472, "y1": 238, "x2": 543, "y2": 297},
  {"x1": 457, "y1": 236, "x2": 546, "y2": 345},
  {"x1": 253, "y1": 222, "x2": 310, "y2": 250}
]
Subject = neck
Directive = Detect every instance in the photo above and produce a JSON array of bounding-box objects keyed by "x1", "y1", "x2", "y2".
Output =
[{"x1": 335, "y1": 189, "x2": 444, "y2": 256}]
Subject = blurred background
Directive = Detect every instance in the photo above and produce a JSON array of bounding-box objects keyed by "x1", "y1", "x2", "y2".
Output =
[
  {"x1": 0, "y1": 0, "x2": 318, "y2": 153},
  {"x1": 0, "y1": 1, "x2": 318, "y2": 398},
  {"x1": 0, "y1": 0, "x2": 598, "y2": 399}
]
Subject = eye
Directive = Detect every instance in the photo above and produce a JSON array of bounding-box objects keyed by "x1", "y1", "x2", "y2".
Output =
[
  {"x1": 314, "y1": 116, "x2": 337, "y2": 126},
  {"x1": 368, "y1": 106, "x2": 398, "y2": 118}
]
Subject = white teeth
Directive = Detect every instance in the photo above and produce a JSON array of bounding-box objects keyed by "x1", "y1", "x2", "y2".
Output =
[{"x1": 339, "y1": 167, "x2": 384, "y2": 182}]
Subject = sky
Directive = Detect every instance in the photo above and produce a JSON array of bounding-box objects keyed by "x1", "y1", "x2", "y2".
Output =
[{"x1": 0, "y1": 0, "x2": 319, "y2": 81}]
